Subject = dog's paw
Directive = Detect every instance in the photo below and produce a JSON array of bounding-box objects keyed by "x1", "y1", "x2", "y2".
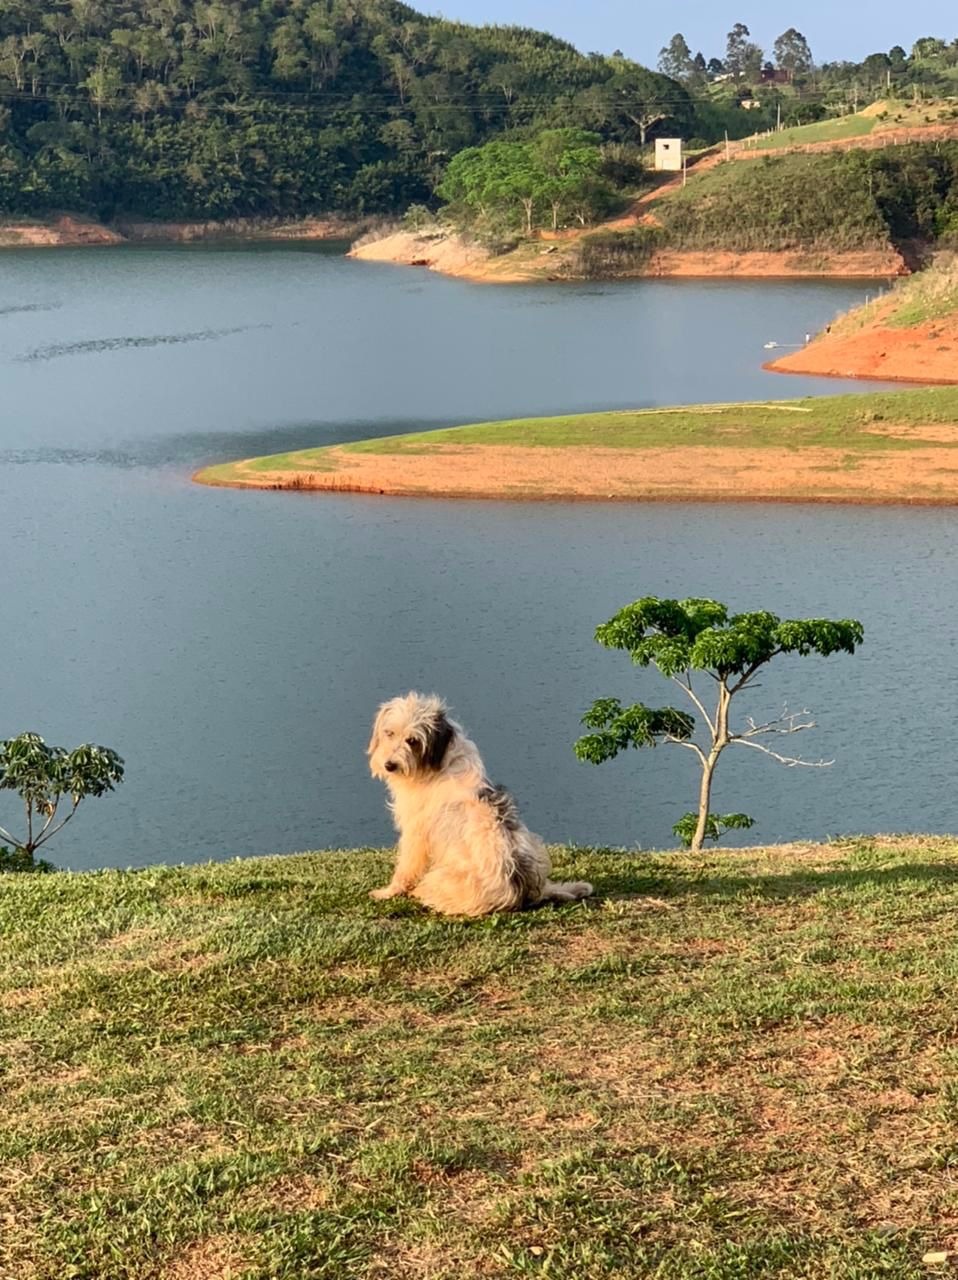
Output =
[{"x1": 369, "y1": 885, "x2": 399, "y2": 901}]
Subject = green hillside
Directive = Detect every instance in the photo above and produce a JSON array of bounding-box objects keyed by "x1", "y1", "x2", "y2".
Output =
[{"x1": 0, "y1": 0, "x2": 692, "y2": 221}]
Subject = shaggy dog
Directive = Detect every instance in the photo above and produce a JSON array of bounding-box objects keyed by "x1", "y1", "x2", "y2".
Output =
[{"x1": 367, "y1": 692, "x2": 593, "y2": 917}]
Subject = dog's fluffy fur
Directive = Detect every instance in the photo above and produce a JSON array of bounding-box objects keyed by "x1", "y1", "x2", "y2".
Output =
[{"x1": 368, "y1": 692, "x2": 593, "y2": 917}]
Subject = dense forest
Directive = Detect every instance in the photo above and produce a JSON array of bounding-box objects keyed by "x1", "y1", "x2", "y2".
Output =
[
  {"x1": 0, "y1": 0, "x2": 956, "y2": 222},
  {"x1": 0, "y1": 0, "x2": 697, "y2": 219}
]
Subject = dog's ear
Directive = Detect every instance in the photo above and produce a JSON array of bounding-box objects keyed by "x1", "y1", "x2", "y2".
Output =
[
  {"x1": 367, "y1": 705, "x2": 388, "y2": 757},
  {"x1": 421, "y1": 712, "x2": 454, "y2": 770}
]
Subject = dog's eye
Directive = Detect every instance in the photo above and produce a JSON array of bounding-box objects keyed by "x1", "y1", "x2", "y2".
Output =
[
  {"x1": 405, "y1": 737, "x2": 417, "y2": 748},
  {"x1": 383, "y1": 729, "x2": 395, "y2": 739}
]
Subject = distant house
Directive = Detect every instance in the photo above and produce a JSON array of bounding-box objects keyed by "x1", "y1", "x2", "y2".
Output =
[
  {"x1": 654, "y1": 138, "x2": 684, "y2": 172},
  {"x1": 760, "y1": 67, "x2": 790, "y2": 85},
  {"x1": 740, "y1": 98, "x2": 762, "y2": 110}
]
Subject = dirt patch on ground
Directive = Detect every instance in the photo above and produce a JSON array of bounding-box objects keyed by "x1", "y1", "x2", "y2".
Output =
[
  {"x1": 349, "y1": 227, "x2": 904, "y2": 283},
  {"x1": 769, "y1": 316, "x2": 958, "y2": 384},
  {"x1": 0, "y1": 215, "x2": 123, "y2": 247},
  {"x1": 198, "y1": 441, "x2": 958, "y2": 505},
  {"x1": 158, "y1": 1235, "x2": 251, "y2": 1280}
]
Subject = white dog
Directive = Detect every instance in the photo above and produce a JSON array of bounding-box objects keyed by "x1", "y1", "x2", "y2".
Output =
[{"x1": 367, "y1": 692, "x2": 593, "y2": 917}]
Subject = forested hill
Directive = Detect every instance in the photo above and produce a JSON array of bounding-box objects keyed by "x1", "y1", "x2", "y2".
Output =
[{"x1": 0, "y1": 0, "x2": 691, "y2": 220}]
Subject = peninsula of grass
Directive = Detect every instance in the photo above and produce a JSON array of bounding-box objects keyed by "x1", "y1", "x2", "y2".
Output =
[
  {"x1": 195, "y1": 386, "x2": 958, "y2": 504},
  {"x1": 4, "y1": 837, "x2": 958, "y2": 1279}
]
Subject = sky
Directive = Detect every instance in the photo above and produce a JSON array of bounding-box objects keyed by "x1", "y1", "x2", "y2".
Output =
[{"x1": 422, "y1": 0, "x2": 956, "y2": 66}]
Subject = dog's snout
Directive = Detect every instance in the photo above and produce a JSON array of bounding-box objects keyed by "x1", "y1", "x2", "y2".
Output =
[{"x1": 384, "y1": 760, "x2": 399, "y2": 773}]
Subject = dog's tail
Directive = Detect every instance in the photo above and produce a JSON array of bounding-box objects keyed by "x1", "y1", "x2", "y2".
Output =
[{"x1": 538, "y1": 879, "x2": 594, "y2": 904}]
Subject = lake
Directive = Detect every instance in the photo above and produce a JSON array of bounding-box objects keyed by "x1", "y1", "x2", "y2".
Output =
[{"x1": 1, "y1": 244, "x2": 949, "y2": 871}]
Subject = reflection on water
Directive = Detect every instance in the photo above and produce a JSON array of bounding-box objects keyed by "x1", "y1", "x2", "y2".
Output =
[{"x1": 0, "y1": 245, "x2": 936, "y2": 871}]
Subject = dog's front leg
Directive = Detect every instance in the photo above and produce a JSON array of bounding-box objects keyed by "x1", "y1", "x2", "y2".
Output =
[{"x1": 370, "y1": 834, "x2": 429, "y2": 900}]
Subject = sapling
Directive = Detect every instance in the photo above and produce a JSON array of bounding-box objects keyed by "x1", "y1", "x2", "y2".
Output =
[{"x1": 575, "y1": 597, "x2": 863, "y2": 851}]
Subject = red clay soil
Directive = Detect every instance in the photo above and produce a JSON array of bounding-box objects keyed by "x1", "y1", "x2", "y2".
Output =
[
  {"x1": 769, "y1": 316, "x2": 958, "y2": 384},
  {"x1": 199, "y1": 442, "x2": 958, "y2": 506}
]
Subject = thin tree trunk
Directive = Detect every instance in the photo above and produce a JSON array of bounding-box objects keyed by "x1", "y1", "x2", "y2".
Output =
[{"x1": 690, "y1": 679, "x2": 731, "y2": 852}]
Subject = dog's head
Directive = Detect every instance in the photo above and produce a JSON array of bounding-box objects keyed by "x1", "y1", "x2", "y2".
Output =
[{"x1": 367, "y1": 692, "x2": 455, "y2": 782}]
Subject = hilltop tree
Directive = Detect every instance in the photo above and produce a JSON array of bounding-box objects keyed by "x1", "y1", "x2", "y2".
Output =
[
  {"x1": 773, "y1": 28, "x2": 814, "y2": 79},
  {"x1": 912, "y1": 37, "x2": 947, "y2": 61},
  {"x1": 724, "y1": 24, "x2": 764, "y2": 83},
  {"x1": 658, "y1": 33, "x2": 694, "y2": 82},
  {"x1": 575, "y1": 597, "x2": 863, "y2": 853}
]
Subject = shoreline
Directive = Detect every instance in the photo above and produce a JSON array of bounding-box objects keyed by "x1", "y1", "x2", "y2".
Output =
[
  {"x1": 194, "y1": 469, "x2": 958, "y2": 509},
  {"x1": 0, "y1": 211, "x2": 370, "y2": 248},
  {"x1": 348, "y1": 228, "x2": 906, "y2": 284},
  {"x1": 193, "y1": 391, "x2": 958, "y2": 507}
]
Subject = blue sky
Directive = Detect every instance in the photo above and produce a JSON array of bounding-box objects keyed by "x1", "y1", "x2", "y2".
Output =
[{"x1": 423, "y1": 0, "x2": 955, "y2": 66}]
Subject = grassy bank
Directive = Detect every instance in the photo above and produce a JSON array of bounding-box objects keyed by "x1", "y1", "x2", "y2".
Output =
[
  {"x1": 195, "y1": 387, "x2": 958, "y2": 503},
  {"x1": 3, "y1": 838, "x2": 958, "y2": 1278}
]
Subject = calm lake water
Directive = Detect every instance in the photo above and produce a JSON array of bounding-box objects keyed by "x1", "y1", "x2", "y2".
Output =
[{"x1": 2, "y1": 244, "x2": 949, "y2": 871}]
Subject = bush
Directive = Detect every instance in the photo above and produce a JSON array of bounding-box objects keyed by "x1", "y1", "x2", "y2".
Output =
[
  {"x1": 0, "y1": 845, "x2": 55, "y2": 873},
  {"x1": 568, "y1": 226, "x2": 662, "y2": 278}
]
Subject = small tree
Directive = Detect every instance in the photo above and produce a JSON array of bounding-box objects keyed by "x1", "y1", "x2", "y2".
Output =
[
  {"x1": 575, "y1": 598, "x2": 863, "y2": 853},
  {"x1": 0, "y1": 733, "x2": 124, "y2": 870}
]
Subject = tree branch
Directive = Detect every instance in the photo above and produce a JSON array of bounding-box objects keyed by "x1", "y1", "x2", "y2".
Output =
[
  {"x1": 732, "y1": 738, "x2": 833, "y2": 768},
  {"x1": 670, "y1": 674, "x2": 715, "y2": 736},
  {"x1": 731, "y1": 707, "x2": 817, "y2": 740},
  {"x1": 0, "y1": 823, "x2": 20, "y2": 848},
  {"x1": 728, "y1": 651, "x2": 780, "y2": 695},
  {"x1": 33, "y1": 801, "x2": 79, "y2": 849},
  {"x1": 666, "y1": 735, "x2": 707, "y2": 765}
]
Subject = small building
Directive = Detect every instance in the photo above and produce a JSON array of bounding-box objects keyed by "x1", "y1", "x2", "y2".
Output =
[{"x1": 654, "y1": 138, "x2": 684, "y2": 172}]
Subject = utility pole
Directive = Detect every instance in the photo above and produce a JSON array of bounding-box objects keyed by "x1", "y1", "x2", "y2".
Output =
[
  {"x1": 724, "y1": 129, "x2": 730, "y2": 161},
  {"x1": 776, "y1": 101, "x2": 782, "y2": 132}
]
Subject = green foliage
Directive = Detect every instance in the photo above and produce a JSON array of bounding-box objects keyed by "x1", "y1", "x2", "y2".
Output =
[
  {"x1": 576, "y1": 698, "x2": 695, "y2": 763},
  {"x1": 576, "y1": 598, "x2": 863, "y2": 852},
  {"x1": 0, "y1": 845, "x2": 55, "y2": 874},
  {"x1": 439, "y1": 128, "x2": 614, "y2": 234},
  {"x1": 672, "y1": 812, "x2": 755, "y2": 848},
  {"x1": 0, "y1": 0, "x2": 693, "y2": 221},
  {"x1": 0, "y1": 732, "x2": 124, "y2": 868},
  {"x1": 591, "y1": 597, "x2": 862, "y2": 679},
  {"x1": 661, "y1": 144, "x2": 958, "y2": 252}
]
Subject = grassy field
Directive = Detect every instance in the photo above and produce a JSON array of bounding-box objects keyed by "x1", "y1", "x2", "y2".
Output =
[
  {"x1": 744, "y1": 101, "x2": 958, "y2": 152},
  {"x1": 822, "y1": 255, "x2": 958, "y2": 337},
  {"x1": 746, "y1": 114, "x2": 878, "y2": 152},
  {"x1": 4, "y1": 837, "x2": 958, "y2": 1278},
  {"x1": 194, "y1": 387, "x2": 958, "y2": 489}
]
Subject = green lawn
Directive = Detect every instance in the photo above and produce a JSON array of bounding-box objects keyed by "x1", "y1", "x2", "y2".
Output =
[
  {"x1": 746, "y1": 114, "x2": 878, "y2": 152},
  {"x1": 4, "y1": 837, "x2": 958, "y2": 1278}
]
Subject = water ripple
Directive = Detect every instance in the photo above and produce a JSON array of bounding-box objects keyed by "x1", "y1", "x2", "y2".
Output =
[
  {"x1": 18, "y1": 324, "x2": 266, "y2": 362},
  {"x1": 0, "y1": 302, "x2": 61, "y2": 316}
]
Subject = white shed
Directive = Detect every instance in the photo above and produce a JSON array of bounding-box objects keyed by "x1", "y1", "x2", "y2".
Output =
[{"x1": 654, "y1": 138, "x2": 684, "y2": 172}]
